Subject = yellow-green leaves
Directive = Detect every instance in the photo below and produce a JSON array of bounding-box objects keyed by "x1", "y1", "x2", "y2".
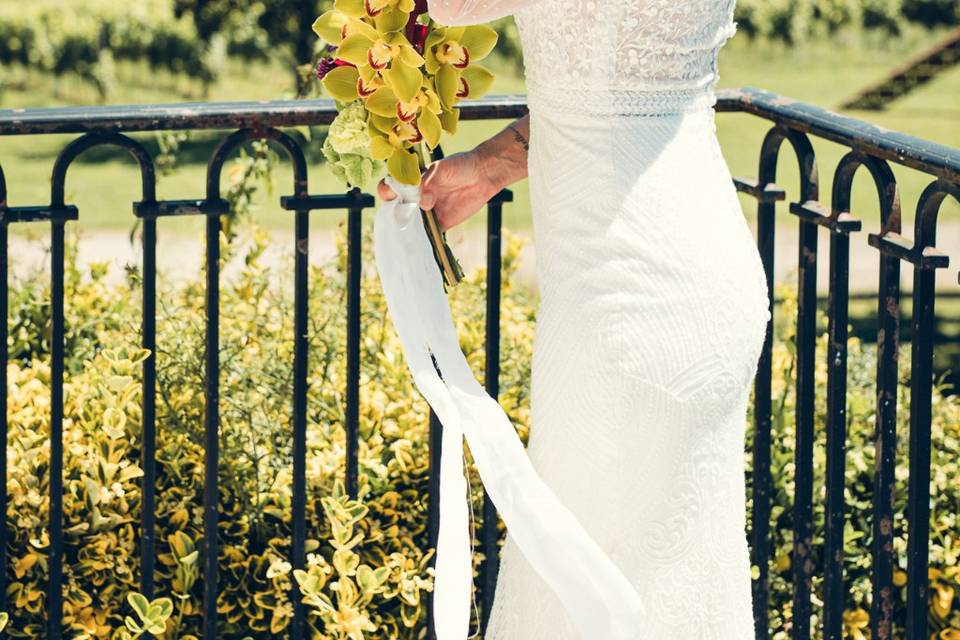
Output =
[
  {"x1": 458, "y1": 25, "x2": 498, "y2": 61},
  {"x1": 337, "y1": 33, "x2": 373, "y2": 67},
  {"x1": 374, "y1": 6, "x2": 407, "y2": 33},
  {"x1": 322, "y1": 66, "x2": 360, "y2": 102},
  {"x1": 370, "y1": 134, "x2": 396, "y2": 160},
  {"x1": 435, "y1": 63, "x2": 459, "y2": 109},
  {"x1": 460, "y1": 65, "x2": 494, "y2": 99},
  {"x1": 440, "y1": 107, "x2": 460, "y2": 135},
  {"x1": 388, "y1": 148, "x2": 421, "y2": 185},
  {"x1": 312, "y1": 11, "x2": 348, "y2": 45},
  {"x1": 365, "y1": 86, "x2": 400, "y2": 117},
  {"x1": 418, "y1": 108, "x2": 441, "y2": 148},
  {"x1": 366, "y1": 0, "x2": 415, "y2": 17},
  {"x1": 124, "y1": 593, "x2": 174, "y2": 638},
  {"x1": 334, "y1": 0, "x2": 366, "y2": 18},
  {"x1": 383, "y1": 61, "x2": 422, "y2": 102}
]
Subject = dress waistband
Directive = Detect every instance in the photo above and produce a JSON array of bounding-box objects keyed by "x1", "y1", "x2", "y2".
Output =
[{"x1": 525, "y1": 81, "x2": 717, "y2": 118}]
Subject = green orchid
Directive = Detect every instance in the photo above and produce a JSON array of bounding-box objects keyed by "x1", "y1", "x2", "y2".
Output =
[
  {"x1": 367, "y1": 115, "x2": 425, "y2": 185},
  {"x1": 337, "y1": 31, "x2": 425, "y2": 101},
  {"x1": 312, "y1": 4, "x2": 498, "y2": 190},
  {"x1": 424, "y1": 25, "x2": 497, "y2": 121},
  {"x1": 424, "y1": 25, "x2": 498, "y2": 73},
  {"x1": 312, "y1": 11, "x2": 379, "y2": 46},
  {"x1": 396, "y1": 83, "x2": 442, "y2": 122},
  {"x1": 334, "y1": 0, "x2": 415, "y2": 19}
]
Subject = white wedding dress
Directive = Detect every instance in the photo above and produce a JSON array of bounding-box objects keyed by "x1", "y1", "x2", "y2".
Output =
[{"x1": 429, "y1": 1, "x2": 772, "y2": 638}]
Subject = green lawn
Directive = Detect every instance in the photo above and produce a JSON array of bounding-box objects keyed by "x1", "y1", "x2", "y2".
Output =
[{"x1": 1, "y1": 26, "x2": 958, "y2": 235}]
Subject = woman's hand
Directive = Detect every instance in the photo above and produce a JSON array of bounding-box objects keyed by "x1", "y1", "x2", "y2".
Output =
[
  {"x1": 377, "y1": 150, "x2": 499, "y2": 231},
  {"x1": 378, "y1": 150, "x2": 498, "y2": 231},
  {"x1": 377, "y1": 115, "x2": 530, "y2": 231}
]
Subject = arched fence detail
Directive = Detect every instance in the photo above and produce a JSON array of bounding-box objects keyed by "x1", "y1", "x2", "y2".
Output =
[{"x1": 0, "y1": 87, "x2": 957, "y2": 639}]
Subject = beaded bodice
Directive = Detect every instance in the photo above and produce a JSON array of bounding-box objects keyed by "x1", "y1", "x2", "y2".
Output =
[{"x1": 430, "y1": 0, "x2": 738, "y2": 115}]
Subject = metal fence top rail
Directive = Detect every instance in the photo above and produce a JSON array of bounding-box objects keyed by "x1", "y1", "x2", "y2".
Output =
[
  {"x1": 715, "y1": 87, "x2": 960, "y2": 183},
  {"x1": 0, "y1": 95, "x2": 529, "y2": 136},
  {"x1": 0, "y1": 87, "x2": 957, "y2": 182}
]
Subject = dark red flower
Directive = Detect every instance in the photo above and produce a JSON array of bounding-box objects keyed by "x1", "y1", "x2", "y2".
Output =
[
  {"x1": 412, "y1": 25, "x2": 429, "y2": 52},
  {"x1": 334, "y1": 58, "x2": 356, "y2": 68},
  {"x1": 315, "y1": 57, "x2": 337, "y2": 80},
  {"x1": 405, "y1": 0, "x2": 430, "y2": 53}
]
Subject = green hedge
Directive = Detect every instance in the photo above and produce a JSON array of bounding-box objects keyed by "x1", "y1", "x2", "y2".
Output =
[
  {"x1": 0, "y1": 1, "x2": 270, "y2": 98},
  {"x1": 3, "y1": 223, "x2": 958, "y2": 637},
  {"x1": 734, "y1": 0, "x2": 958, "y2": 43},
  {"x1": 748, "y1": 283, "x2": 960, "y2": 639},
  {"x1": 3, "y1": 225, "x2": 533, "y2": 638}
]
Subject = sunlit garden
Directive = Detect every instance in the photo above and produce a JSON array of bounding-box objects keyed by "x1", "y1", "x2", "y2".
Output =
[{"x1": 1, "y1": 1, "x2": 959, "y2": 638}]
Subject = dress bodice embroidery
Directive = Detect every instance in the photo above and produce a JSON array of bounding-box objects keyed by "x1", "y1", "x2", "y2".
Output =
[{"x1": 429, "y1": 0, "x2": 738, "y2": 115}]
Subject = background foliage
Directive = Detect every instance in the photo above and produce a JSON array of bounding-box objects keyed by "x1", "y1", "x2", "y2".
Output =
[
  {"x1": 3, "y1": 218, "x2": 959, "y2": 637},
  {"x1": 4, "y1": 221, "x2": 534, "y2": 638},
  {"x1": 749, "y1": 285, "x2": 960, "y2": 640},
  {"x1": 0, "y1": 0, "x2": 958, "y2": 638},
  {"x1": 735, "y1": 0, "x2": 958, "y2": 42},
  {"x1": 0, "y1": 0, "x2": 956, "y2": 98}
]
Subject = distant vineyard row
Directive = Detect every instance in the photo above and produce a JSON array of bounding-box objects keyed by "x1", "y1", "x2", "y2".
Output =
[
  {"x1": 0, "y1": 1, "x2": 270, "y2": 98},
  {"x1": 735, "y1": 0, "x2": 957, "y2": 42},
  {"x1": 0, "y1": 0, "x2": 955, "y2": 98}
]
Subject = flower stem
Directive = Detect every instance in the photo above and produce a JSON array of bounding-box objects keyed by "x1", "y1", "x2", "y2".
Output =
[{"x1": 415, "y1": 143, "x2": 463, "y2": 287}]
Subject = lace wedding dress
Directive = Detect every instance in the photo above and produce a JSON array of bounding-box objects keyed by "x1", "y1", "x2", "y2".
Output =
[{"x1": 429, "y1": 1, "x2": 771, "y2": 637}]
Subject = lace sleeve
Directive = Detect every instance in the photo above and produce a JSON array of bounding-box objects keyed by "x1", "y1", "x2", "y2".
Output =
[{"x1": 428, "y1": 0, "x2": 539, "y2": 25}]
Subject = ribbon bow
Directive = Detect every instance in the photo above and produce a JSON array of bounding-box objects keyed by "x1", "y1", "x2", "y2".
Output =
[{"x1": 373, "y1": 177, "x2": 646, "y2": 639}]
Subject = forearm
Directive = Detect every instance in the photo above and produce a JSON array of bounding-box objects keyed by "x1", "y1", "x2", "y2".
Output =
[{"x1": 475, "y1": 115, "x2": 530, "y2": 194}]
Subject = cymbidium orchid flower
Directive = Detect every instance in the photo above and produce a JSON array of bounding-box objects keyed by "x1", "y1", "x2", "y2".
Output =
[
  {"x1": 424, "y1": 26, "x2": 497, "y2": 74},
  {"x1": 337, "y1": 31, "x2": 425, "y2": 102},
  {"x1": 312, "y1": 3, "x2": 497, "y2": 185},
  {"x1": 366, "y1": 116, "x2": 423, "y2": 185},
  {"x1": 335, "y1": 0, "x2": 415, "y2": 19}
]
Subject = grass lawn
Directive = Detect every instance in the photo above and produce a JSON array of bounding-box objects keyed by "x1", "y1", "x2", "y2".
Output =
[{"x1": 0, "y1": 25, "x2": 958, "y2": 237}]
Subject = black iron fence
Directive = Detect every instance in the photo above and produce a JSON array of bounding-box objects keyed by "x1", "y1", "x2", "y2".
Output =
[{"x1": 0, "y1": 87, "x2": 957, "y2": 639}]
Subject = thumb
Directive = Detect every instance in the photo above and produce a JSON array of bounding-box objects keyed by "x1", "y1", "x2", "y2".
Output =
[
  {"x1": 419, "y1": 162, "x2": 440, "y2": 210},
  {"x1": 419, "y1": 187, "x2": 437, "y2": 211},
  {"x1": 377, "y1": 179, "x2": 397, "y2": 202}
]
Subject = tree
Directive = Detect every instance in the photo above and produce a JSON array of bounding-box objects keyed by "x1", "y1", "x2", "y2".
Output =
[{"x1": 174, "y1": 0, "x2": 325, "y2": 92}]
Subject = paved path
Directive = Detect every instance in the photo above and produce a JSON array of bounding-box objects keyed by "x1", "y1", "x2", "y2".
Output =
[{"x1": 9, "y1": 222, "x2": 960, "y2": 295}]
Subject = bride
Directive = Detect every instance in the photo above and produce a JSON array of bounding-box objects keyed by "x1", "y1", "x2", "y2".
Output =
[{"x1": 380, "y1": 0, "x2": 770, "y2": 637}]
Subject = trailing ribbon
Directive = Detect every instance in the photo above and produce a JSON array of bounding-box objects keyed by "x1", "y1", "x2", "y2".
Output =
[{"x1": 373, "y1": 177, "x2": 646, "y2": 639}]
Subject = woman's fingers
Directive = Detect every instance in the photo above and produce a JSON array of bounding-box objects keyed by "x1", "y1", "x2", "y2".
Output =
[
  {"x1": 377, "y1": 179, "x2": 397, "y2": 201},
  {"x1": 378, "y1": 159, "x2": 453, "y2": 224},
  {"x1": 419, "y1": 162, "x2": 441, "y2": 211},
  {"x1": 420, "y1": 189, "x2": 438, "y2": 212}
]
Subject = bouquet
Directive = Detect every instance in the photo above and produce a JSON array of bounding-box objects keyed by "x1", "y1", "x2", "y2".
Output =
[{"x1": 312, "y1": 0, "x2": 499, "y2": 286}]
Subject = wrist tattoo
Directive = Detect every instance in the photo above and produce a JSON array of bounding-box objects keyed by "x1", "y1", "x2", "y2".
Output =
[{"x1": 507, "y1": 123, "x2": 529, "y2": 151}]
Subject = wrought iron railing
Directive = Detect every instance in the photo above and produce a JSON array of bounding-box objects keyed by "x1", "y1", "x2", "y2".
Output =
[{"x1": 0, "y1": 87, "x2": 957, "y2": 639}]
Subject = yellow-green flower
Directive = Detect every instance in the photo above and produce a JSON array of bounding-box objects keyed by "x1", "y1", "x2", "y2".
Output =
[
  {"x1": 367, "y1": 115, "x2": 423, "y2": 185},
  {"x1": 424, "y1": 25, "x2": 497, "y2": 112},
  {"x1": 335, "y1": 0, "x2": 414, "y2": 19},
  {"x1": 424, "y1": 25, "x2": 498, "y2": 74},
  {"x1": 842, "y1": 608, "x2": 869, "y2": 640},
  {"x1": 396, "y1": 84, "x2": 441, "y2": 122},
  {"x1": 337, "y1": 30, "x2": 425, "y2": 101},
  {"x1": 455, "y1": 66, "x2": 495, "y2": 100},
  {"x1": 313, "y1": 11, "x2": 379, "y2": 46},
  {"x1": 312, "y1": 3, "x2": 498, "y2": 187}
]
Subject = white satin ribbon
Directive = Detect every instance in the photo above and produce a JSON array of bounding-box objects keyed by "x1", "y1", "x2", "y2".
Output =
[{"x1": 373, "y1": 177, "x2": 646, "y2": 639}]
